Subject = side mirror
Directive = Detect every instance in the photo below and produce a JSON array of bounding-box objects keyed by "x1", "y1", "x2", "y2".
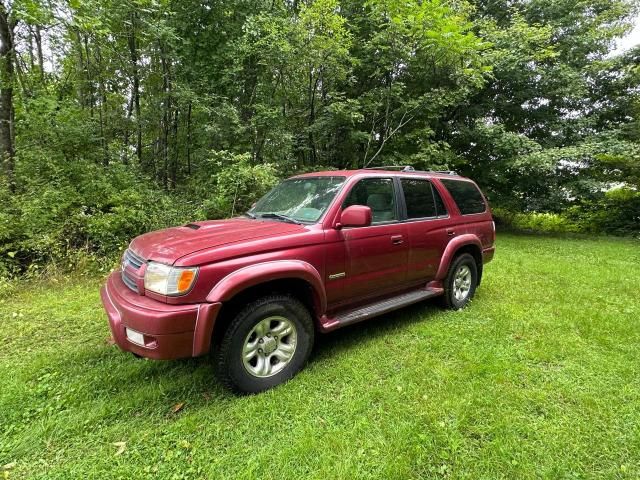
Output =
[{"x1": 338, "y1": 205, "x2": 372, "y2": 228}]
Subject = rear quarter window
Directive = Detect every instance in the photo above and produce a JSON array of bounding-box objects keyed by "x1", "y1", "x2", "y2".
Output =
[{"x1": 440, "y1": 179, "x2": 487, "y2": 215}]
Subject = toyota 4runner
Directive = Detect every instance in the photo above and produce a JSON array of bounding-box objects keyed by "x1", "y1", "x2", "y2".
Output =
[{"x1": 101, "y1": 167, "x2": 495, "y2": 393}]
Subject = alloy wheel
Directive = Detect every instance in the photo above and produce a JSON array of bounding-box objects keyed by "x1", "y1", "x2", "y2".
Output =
[
  {"x1": 242, "y1": 316, "x2": 297, "y2": 378},
  {"x1": 453, "y1": 265, "x2": 472, "y2": 301}
]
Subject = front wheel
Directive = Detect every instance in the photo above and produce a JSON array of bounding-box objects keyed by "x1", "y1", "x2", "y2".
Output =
[
  {"x1": 442, "y1": 253, "x2": 478, "y2": 310},
  {"x1": 214, "y1": 295, "x2": 314, "y2": 394}
]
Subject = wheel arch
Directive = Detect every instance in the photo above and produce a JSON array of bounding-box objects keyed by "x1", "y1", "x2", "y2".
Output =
[
  {"x1": 205, "y1": 261, "x2": 326, "y2": 350},
  {"x1": 206, "y1": 260, "x2": 326, "y2": 311},
  {"x1": 435, "y1": 235, "x2": 484, "y2": 285}
]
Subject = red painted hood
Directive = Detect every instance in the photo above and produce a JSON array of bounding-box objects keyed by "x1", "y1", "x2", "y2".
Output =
[{"x1": 129, "y1": 218, "x2": 305, "y2": 265}]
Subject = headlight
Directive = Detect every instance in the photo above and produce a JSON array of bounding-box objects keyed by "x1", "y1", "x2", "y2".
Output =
[{"x1": 144, "y1": 262, "x2": 199, "y2": 296}]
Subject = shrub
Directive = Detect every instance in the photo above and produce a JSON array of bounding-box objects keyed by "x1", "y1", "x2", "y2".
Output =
[
  {"x1": 492, "y1": 207, "x2": 582, "y2": 234},
  {"x1": 0, "y1": 151, "x2": 281, "y2": 278},
  {"x1": 0, "y1": 163, "x2": 193, "y2": 276},
  {"x1": 187, "y1": 151, "x2": 279, "y2": 219},
  {"x1": 493, "y1": 187, "x2": 640, "y2": 237},
  {"x1": 567, "y1": 187, "x2": 640, "y2": 236}
]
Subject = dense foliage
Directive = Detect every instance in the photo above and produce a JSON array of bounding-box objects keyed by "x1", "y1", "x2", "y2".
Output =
[{"x1": 0, "y1": 0, "x2": 638, "y2": 275}]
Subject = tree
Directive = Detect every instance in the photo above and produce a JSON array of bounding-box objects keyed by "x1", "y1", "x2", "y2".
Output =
[
  {"x1": 443, "y1": 0, "x2": 638, "y2": 210},
  {"x1": 0, "y1": 0, "x2": 16, "y2": 190},
  {"x1": 0, "y1": 0, "x2": 639, "y2": 275}
]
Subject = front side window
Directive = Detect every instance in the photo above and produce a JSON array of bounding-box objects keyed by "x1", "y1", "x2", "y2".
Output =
[
  {"x1": 440, "y1": 179, "x2": 486, "y2": 215},
  {"x1": 250, "y1": 176, "x2": 345, "y2": 223},
  {"x1": 343, "y1": 178, "x2": 397, "y2": 223}
]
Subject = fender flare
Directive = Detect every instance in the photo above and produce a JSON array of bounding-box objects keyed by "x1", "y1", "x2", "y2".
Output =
[
  {"x1": 434, "y1": 234, "x2": 483, "y2": 281},
  {"x1": 205, "y1": 260, "x2": 327, "y2": 315}
]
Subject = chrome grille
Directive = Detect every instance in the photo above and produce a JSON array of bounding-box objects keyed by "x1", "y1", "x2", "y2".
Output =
[
  {"x1": 121, "y1": 248, "x2": 146, "y2": 293},
  {"x1": 123, "y1": 248, "x2": 145, "y2": 270}
]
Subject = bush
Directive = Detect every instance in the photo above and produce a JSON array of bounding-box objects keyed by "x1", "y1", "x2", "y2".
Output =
[
  {"x1": 567, "y1": 187, "x2": 640, "y2": 236},
  {"x1": 0, "y1": 163, "x2": 193, "y2": 276},
  {"x1": 492, "y1": 207, "x2": 582, "y2": 234},
  {"x1": 187, "y1": 151, "x2": 278, "y2": 219},
  {"x1": 0, "y1": 151, "x2": 281, "y2": 278},
  {"x1": 493, "y1": 187, "x2": 640, "y2": 237}
]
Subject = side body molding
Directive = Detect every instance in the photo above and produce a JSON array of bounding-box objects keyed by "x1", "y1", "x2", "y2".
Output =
[
  {"x1": 206, "y1": 260, "x2": 327, "y2": 315},
  {"x1": 434, "y1": 234, "x2": 483, "y2": 281}
]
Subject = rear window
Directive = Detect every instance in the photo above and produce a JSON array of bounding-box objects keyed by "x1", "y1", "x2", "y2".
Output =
[{"x1": 440, "y1": 179, "x2": 486, "y2": 215}]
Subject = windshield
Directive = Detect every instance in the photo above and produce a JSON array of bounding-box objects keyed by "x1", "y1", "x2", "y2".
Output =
[{"x1": 249, "y1": 176, "x2": 346, "y2": 223}]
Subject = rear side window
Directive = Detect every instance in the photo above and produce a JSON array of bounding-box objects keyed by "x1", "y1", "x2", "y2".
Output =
[
  {"x1": 440, "y1": 179, "x2": 486, "y2": 215},
  {"x1": 401, "y1": 179, "x2": 448, "y2": 219}
]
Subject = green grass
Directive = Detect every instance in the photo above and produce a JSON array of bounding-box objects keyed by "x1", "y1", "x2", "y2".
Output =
[{"x1": 1, "y1": 233, "x2": 639, "y2": 479}]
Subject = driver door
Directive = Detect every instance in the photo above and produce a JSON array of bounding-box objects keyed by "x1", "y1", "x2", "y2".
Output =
[{"x1": 330, "y1": 177, "x2": 409, "y2": 306}]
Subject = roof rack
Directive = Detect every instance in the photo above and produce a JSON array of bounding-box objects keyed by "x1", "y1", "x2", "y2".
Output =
[
  {"x1": 363, "y1": 165, "x2": 458, "y2": 175},
  {"x1": 363, "y1": 165, "x2": 415, "y2": 172}
]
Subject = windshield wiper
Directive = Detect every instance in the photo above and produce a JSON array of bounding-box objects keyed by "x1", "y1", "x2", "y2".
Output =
[{"x1": 258, "y1": 213, "x2": 301, "y2": 224}]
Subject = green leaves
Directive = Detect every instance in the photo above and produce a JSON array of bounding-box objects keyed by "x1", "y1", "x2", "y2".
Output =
[{"x1": 0, "y1": 0, "x2": 639, "y2": 276}]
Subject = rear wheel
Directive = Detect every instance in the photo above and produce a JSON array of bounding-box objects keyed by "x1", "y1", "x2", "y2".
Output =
[
  {"x1": 442, "y1": 253, "x2": 478, "y2": 310},
  {"x1": 215, "y1": 294, "x2": 314, "y2": 394}
]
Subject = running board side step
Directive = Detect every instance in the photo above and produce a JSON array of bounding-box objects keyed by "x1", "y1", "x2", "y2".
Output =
[{"x1": 322, "y1": 287, "x2": 444, "y2": 330}]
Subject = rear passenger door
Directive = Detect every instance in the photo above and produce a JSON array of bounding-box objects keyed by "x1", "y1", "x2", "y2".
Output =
[{"x1": 399, "y1": 178, "x2": 451, "y2": 284}]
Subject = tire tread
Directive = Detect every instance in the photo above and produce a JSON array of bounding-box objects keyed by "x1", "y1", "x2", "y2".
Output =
[
  {"x1": 441, "y1": 253, "x2": 478, "y2": 310},
  {"x1": 214, "y1": 294, "x2": 314, "y2": 394}
]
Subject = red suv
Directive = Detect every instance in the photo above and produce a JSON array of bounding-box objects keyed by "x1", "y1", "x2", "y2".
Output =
[{"x1": 101, "y1": 167, "x2": 495, "y2": 393}]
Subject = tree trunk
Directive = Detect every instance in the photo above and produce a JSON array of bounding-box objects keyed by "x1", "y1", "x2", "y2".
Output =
[
  {"x1": 186, "y1": 101, "x2": 191, "y2": 175},
  {"x1": 13, "y1": 52, "x2": 30, "y2": 99},
  {"x1": 0, "y1": 2, "x2": 16, "y2": 191},
  {"x1": 123, "y1": 92, "x2": 134, "y2": 164},
  {"x1": 127, "y1": 11, "x2": 142, "y2": 165},
  {"x1": 34, "y1": 24, "x2": 44, "y2": 82},
  {"x1": 95, "y1": 43, "x2": 108, "y2": 165},
  {"x1": 27, "y1": 26, "x2": 34, "y2": 70},
  {"x1": 74, "y1": 30, "x2": 86, "y2": 107},
  {"x1": 241, "y1": 54, "x2": 258, "y2": 123},
  {"x1": 170, "y1": 107, "x2": 178, "y2": 189},
  {"x1": 307, "y1": 68, "x2": 319, "y2": 165},
  {"x1": 160, "y1": 48, "x2": 171, "y2": 190},
  {"x1": 84, "y1": 34, "x2": 94, "y2": 117}
]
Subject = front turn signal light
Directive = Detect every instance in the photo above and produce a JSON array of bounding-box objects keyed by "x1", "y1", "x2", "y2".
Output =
[{"x1": 177, "y1": 269, "x2": 196, "y2": 293}]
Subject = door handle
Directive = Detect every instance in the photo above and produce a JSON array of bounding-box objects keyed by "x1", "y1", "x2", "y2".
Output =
[
  {"x1": 391, "y1": 235, "x2": 404, "y2": 245},
  {"x1": 446, "y1": 229, "x2": 456, "y2": 237}
]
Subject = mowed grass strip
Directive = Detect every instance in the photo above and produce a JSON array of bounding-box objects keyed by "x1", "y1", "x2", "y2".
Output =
[{"x1": 1, "y1": 233, "x2": 639, "y2": 479}]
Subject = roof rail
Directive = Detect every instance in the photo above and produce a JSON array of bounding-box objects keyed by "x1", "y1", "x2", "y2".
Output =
[
  {"x1": 362, "y1": 166, "x2": 458, "y2": 176},
  {"x1": 363, "y1": 165, "x2": 415, "y2": 172}
]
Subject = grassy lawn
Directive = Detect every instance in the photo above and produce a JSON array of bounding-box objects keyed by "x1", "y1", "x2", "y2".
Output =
[{"x1": 1, "y1": 233, "x2": 639, "y2": 479}]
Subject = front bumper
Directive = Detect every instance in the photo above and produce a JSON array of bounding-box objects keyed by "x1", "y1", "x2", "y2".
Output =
[{"x1": 100, "y1": 271, "x2": 221, "y2": 360}]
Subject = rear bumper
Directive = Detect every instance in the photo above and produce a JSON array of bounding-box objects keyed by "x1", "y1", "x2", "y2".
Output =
[
  {"x1": 482, "y1": 246, "x2": 496, "y2": 264},
  {"x1": 100, "y1": 271, "x2": 222, "y2": 360}
]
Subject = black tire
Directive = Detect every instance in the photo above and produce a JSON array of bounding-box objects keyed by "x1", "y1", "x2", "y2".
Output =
[
  {"x1": 441, "y1": 253, "x2": 478, "y2": 310},
  {"x1": 214, "y1": 294, "x2": 314, "y2": 394}
]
